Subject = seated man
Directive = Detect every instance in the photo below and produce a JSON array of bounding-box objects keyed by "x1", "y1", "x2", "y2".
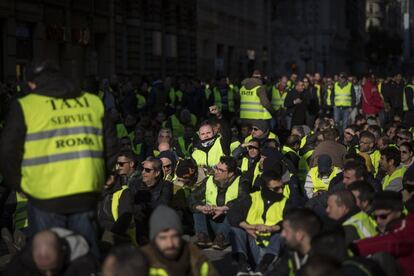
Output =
[
  {"x1": 326, "y1": 190, "x2": 377, "y2": 245},
  {"x1": 190, "y1": 156, "x2": 249, "y2": 250},
  {"x1": 142, "y1": 205, "x2": 218, "y2": 276},
  {"x1": 192, "y1": 120, "x2": 230, "y2": 170},
  {"x1": 228, "y1": 170, "x2": 293, "y2": 275},
  {"x1": 304, "y1": 154, "x2": 341, "y2": 199},
  {"x1": 238, "y1": 138, "x2": 261, "y2": 173},
  {"x1": 6, "y1": 228, "x2": 98, "y2": 276},
  {"x1": 132, "y1": 157, "x2": 173, "y2": 245}
]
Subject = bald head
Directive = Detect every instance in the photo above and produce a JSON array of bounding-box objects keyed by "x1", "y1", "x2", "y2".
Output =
[
  {"x1": 158, "y1": 142, "x2": 171, "y2": 152},
  {"x1": 32, "y1": 231, "x2": 61, "y2": 273}
]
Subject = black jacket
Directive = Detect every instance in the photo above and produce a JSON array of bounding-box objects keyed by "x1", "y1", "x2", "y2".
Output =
[{"x1": 0, "y1": 74, "x2": 119, "y2": 213}]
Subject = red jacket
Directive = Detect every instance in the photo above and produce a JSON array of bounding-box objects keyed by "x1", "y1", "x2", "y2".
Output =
[
  {"x1": 355, "y1": 213, "x2": 414, "y2": 276},
  {"x1": 361, "y1": 80, "x2": 383, "y2": 115}
]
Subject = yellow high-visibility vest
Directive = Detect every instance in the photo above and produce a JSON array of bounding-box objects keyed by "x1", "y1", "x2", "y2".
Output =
[
  {"x1": 240, "y1": 85, "x2": 272, "y2": 119},
  {"x1": 334, "y1": 82, "x2": 352, "y2": 107},
  {"x1": 18, "y1": 92, "x2": 105, "y2": 199},
  {"x1": 205, "y1": 176, "x2": 240, "y2": 206}
]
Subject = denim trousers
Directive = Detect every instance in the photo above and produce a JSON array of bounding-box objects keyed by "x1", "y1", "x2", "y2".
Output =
[
  {"x1": 27, "y1": 202, "x2": 99, "y2": 258},
  {"x1": 229, "y1": 226, "x2": 282, "y2": 265},
  {"x1": 334, "y1": 107, "x2": 350, "y2": 132},
  {"x1": 193, "y1": 212, "x2": 231, "y2": 242}
]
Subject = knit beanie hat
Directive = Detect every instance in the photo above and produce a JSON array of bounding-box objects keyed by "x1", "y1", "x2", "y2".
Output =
[{"x1": 149, "y1": 205, "x2": 183, "y2": 240}]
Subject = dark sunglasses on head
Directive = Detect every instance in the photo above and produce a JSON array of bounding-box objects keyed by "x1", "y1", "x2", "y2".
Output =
[
  {"x1": 373, "y1": 212, "x2": 391, "y2": 220},
  {"x1": 142, "y1": 167, "x2": 154, "y2": 173},
  {"x1": 117, "y1": 161, "x2": 129, "y2": 167}
]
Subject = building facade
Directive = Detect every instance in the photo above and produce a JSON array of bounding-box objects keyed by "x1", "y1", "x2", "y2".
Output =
[
  {"x1": 270, "y1": 0, "x2": 366, "y2": 76},
  {"x1": 196, "y1": 0, "x2": 272, "y2": 81}
]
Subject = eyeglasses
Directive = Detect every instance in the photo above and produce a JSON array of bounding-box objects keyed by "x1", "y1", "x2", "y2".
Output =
[
  {"x1": 142, "y1": 167, "x2": 154, "y2": 173},
  {"x1": 214, "y1": 166, "x2": 228, "y2": 173},
  {"x1": 252, "y1": 127, "x2": 259, "y2": 131},
  {"x1": 163, "y1": 164, "x2": 172, "y2": 169},
  {"x1": 247, "y1": 146, "x2": 259, "y2": 151},
  {"x1": 373, "y1": 212, "x2": 392, "y2": 220},
  {"x1": 116, "y1": 161, "x2": 129, "y2": 167}
]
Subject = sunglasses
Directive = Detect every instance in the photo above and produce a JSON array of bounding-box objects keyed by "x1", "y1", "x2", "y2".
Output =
[
  {"x1": 116, "y1": 161, "x2": 129, "y2": 167},
  {"x1": 373, "y1": 212, "x2": 391, "y2": 220},
  {"x1": 247, "y1": 146, "x2": 259, "y2": 150},
  {"x1": 142, "y1": 167, "x2": 154, "y2": 173},
  {"x1": 252, "y1": 127, "x2": 259, "y2": 131}
]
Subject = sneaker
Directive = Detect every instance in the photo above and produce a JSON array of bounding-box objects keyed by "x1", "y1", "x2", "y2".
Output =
[
  {"x1": 236, "y1": 259, "x2": 252, "y2": 276},
  {"x1": 212, "y1": 233, "x2": 229, "y2": 250},
  {"x1": 196, "y1": 233, "x2": 212, "y2": 248}
]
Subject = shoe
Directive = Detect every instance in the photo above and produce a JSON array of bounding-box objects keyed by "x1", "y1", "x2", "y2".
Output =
[
  {"x1": 235, "y1": 258, "x2": 252, "y2": 276},
  {"x1": 212, "y1": 233, "x2": 229, "y2": 250},
  {"x1": 196, "y1": 233, "x2": 212, "y2": 248}
]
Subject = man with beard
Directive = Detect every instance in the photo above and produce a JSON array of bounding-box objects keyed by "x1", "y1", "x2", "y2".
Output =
[
  {"x1": 268, "y1": 208, "x2": 322, "y2": 275},
  {"x1": 141, "y1": 205, "x2": 218, "y2": 276},
  {"x1": 190, "y1": 156, "x2": 249, "y2": 250},
  {"x1": 228, "y1": 170, "x2": 294, "y2": 275},
  {"x1": 192, "y1": 120, "x2": 230, "y2": 171}
]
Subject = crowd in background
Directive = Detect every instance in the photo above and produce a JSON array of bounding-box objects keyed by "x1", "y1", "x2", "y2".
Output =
[{"x1": 0, "y1": 63, "x2": 414, "y2": 276}]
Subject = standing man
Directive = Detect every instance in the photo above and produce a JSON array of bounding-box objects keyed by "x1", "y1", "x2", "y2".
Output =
[
  {"x1": 331, "y1": 73, "x2": 356, "y2": 132},
  {"x1": 0, "y1": 60, "x2": 118, "y2": 255},
  {"x1": 239, "y1": 70, "x2": 276, "y2": 123}
]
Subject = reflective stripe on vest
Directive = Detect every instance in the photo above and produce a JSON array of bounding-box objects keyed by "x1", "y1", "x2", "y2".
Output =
[
  {"x1": 19, "y1": 92, "x2": 105, "y2": 199},
  {"x1": 309, "y1": 166, "x2": 341, "y2": 192},
  {"x1": 271, "y1": 87, "x2": 287, "y2": 110},
  {"x1": 246, "y1": 191, "x2": 287, "y2": 246},
  {"x1": 334, "y1": 82, "x2": 352, "y2": 107},
  {"x1": 240, "y1": 85, "x2": 272, "y2": 119},
  {"x1": 14, "y1": 192, "x2": 28, "y2": 229},
  {"x1": 205, "y1": 176, "x2": 240, "y2": 206},
  {"x1": 382, "y1": 166, "x2": 407, "y2": 190},
  {"x1": 192, "y1": 137, "x2": 224, "y2": 168},
  {"x1": 298, "y1": 150, "x2": 314, "y2": 183},
  {"x1": 343, "y1": 211, "x2": 377, "y2": 239}
]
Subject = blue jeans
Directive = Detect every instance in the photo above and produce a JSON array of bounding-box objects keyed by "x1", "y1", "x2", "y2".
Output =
[
  {"x1": 27, "y1": 202, "x2": 99, "y2": 258},
  {"x1": 230, "y1": 226, "x2": 282, "y2": 266},
  {"x1": 193, "y1": 212, "x2": 230, "y2": 242},
  {"x1": 334, "y1": 107, "x2": 350, "y2": 132}
]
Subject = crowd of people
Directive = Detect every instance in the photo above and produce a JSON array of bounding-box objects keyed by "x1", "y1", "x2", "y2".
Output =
[{"x1": 0, "y1": 60, "x2": 414, "y2": 276}]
